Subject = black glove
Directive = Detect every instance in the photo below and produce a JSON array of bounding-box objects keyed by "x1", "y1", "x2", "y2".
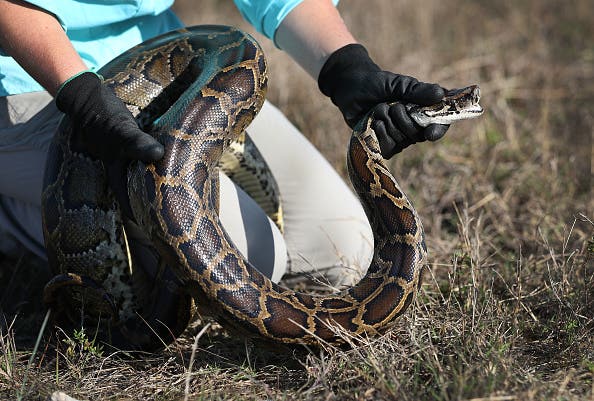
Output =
[
  {"x1": 318, "y1": 44, "x2": 449, "y2": 158},
  {"x1": 55, "y1": 71, "x2": 164, "y2": 163}
]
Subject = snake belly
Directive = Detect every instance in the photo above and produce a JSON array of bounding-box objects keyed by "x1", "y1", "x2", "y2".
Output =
[{"x1": 43, "y1": 25, "x2": 429, "y2": 346}]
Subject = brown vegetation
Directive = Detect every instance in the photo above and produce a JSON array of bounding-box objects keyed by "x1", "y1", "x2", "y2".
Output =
[{"x1": 1, "y1": 0, "x2": 593, "y2": 399}]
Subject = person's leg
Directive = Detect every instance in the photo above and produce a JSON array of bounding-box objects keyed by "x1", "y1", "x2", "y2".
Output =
[
  {"x1": 0, "y1": 92, "x2": 59, "y2": 259},
  {"x1": 0, "y1": 92, "x2": 287, "y2": 281},
  {"x1": 247, "y1": 101, "x2": 374, "y2": 288},
  {"x1": 218, "y1": 172, "x2": 287, "y2": 282},
  {"x1": 0, "y1": 196, "x2": 46, "y2": 259}
]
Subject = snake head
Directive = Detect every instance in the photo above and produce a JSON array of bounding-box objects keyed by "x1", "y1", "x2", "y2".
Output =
[{"x1": 406, "y1": 84, "x2": 484, "y2": 127}]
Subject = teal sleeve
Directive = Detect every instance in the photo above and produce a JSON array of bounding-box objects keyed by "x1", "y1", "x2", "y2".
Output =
[
  {"x1": 233, "y1": 0, "x2": 339, "y2": 44},
  {"x1": 21, "y1": 0, "x2": 174, "y2": 30},
  {"x1": 0, "y1": 1, "x2": 182, "y2": 95}
]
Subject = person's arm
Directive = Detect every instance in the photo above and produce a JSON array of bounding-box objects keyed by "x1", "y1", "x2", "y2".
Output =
[
  {"x1": 274, "y1": 0, "x2": 354, "y2": 79},
  {"x1": 275, "y1": 0, "x2": 449, "y2": 157},
  {"x1": 0, "y1": 0, "x2": 163, "y2": 163},
  {"x1": 0, "y1": 0, "x2": 86, "y2": 95}
]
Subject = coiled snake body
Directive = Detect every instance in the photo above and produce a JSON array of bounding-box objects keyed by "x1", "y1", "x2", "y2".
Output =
[{"x1": 42, "y1": 26, "x2": 482, "y2": 347}]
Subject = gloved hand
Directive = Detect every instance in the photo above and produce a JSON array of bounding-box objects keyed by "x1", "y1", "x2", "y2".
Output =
[
  {"x1": 318, "y1": 44, "x2": 449, "y2": 158},
  {"x1": 55, "y1": 71, "x2": 164, "y2": 163}
]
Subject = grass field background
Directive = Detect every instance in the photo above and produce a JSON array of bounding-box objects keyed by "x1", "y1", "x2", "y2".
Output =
[{"x1": 1, "y1": 0, "x2": 593, "y2": 399}]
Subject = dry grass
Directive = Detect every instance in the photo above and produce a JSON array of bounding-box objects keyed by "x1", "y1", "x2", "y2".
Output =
[{"x1": 1, "y1": 0, "x2": 593, "y2": 400}]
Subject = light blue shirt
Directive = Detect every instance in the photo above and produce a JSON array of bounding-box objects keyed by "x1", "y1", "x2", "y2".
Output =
[
  {"x1": 233, "y1": 0, "x2": 339, "y2": 44},
  {"x1": 0, "y1": 0, "x2": 338, "y2": 96}
]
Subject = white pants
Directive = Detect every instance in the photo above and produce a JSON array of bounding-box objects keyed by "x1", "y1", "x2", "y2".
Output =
[{"x1": 0, "y1": 92, "x2": 373, "y2": 286}]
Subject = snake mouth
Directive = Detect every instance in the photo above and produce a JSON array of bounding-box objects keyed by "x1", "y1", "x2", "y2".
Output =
[
  {"x1": 413, "y1": 105, "x2": 484, "y2": 127},
  {"x1": 460, "y1": 103, "x2": 484, "y2": 116}
]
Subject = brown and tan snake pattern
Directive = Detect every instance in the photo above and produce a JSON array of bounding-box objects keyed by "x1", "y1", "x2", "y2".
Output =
[{"x1": 42, "y1": 25, "x2": 482, "y2": 347}]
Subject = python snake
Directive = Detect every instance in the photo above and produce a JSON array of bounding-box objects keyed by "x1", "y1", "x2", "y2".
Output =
[{"x1": 42, "y1": 25, "x2": 482, "y2": 348}]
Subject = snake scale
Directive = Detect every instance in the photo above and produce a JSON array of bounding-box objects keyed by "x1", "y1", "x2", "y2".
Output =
[{"x1": 42, "y1": 25, "x2": 482, "y2": 348}]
